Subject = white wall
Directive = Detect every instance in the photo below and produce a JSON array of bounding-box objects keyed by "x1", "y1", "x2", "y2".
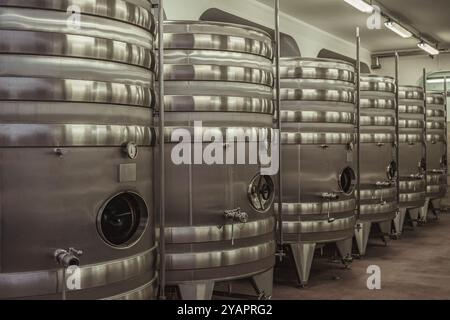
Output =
[
  {"x1": 373, "y1": 54, "x2": 450, "y2": 85},
  {"x1": 164, "y1": 0, "x2": 372, "y2": 65}
]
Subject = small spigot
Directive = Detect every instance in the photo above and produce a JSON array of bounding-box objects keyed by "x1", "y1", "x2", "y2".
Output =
[
  {"x1": 321, "y1": 193, "x2": 339, "y2": 223},
  {"x1": 223, "y1": 208, "x2": 249, "y2": 246},
  {"x1": 55, "y1": 248, "x2": 83, "y2": 268},
  {"x1": 375, "y1": 181, "x2": 393, "y2": 205}
]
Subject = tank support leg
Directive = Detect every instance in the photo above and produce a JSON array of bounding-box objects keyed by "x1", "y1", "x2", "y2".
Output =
[
  {"x1": 408, "y1": 208, "x2": 419, "y2": 228},
  {"x1": 251, "y1": 268, "x2": 274, "y2": 300},
  {"x1": 354, "y1": 222, "x2": 371, "y2": 256},
  {"x1": 393, "y1": 209, "x2": 406, "y2": 237},
  {"x1": 178, "y1": 281, "x2": 215, "y2": 300},
  {"x1": 290, "y1": 243, "x2": 316, "y2": 287},
  {"x1": 419, "y1": 198, "x2": 430, "y2": 223},
  {"x1": 335, "y1": 238, "x2": 353, "y2": 267},
  {"x1": 431, "y1": 199, "x2": 442, "y2": 220}
]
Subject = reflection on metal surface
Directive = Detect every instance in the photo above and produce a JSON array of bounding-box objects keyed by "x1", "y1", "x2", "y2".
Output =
[
  {"x1": 398, "y1": 86, "x2": 425, "y2": 208},
  {"x1": 162, "y1": 217, "x2": 275, "y2": 244},
  {"x1": 277, "y1": 199, "x2": 355, "y2": 215},
  {"x1": 282, "y1": 216, "x2": 355, "y2": 234},
  {"x1": 425, "y1": 91, "x2": 447, "y2": 199},
  {"x1": 0, "y1": 248, "x2": 157, "y2": 299},
  {"x1": 164, "y1": 127, "x2": 273, "y2": 143},
  {"x1": 0, "y1": 124, "x2": 155, "y2": 147},
  {"x1": 280, "y1": 58, "x2": 355, "y2": 82},
  {"x1": 280, "y1": 57, "x2": 356, "y2": 285},
  {"x1": 359, "y1": 74, "x2": 397, "y2": 223},
  {"x1": 0, "y1": 1, "x2": 157, "y2": 300},
  {"x1": 0, "y1": 0, "x2": 155, "y2": 30},
  {"x1": 166, "y1": 241, "x2": 276, "y2": 270},
  {"x1": 105, "y1": 277, "x2": 158, "y2": 300},
  {"x1": 163, "y1": 20, "x2": 276, "y2": 296},
  {"x1": 282, "y1": 132, "x2": 353, "y2": 144},
  {"x1": 165, "y1": 95, "x2": 274, "y2": 114},
  {"x1": 360, "y1": 98, "x2": 396, "y2": 110},
  {"x1": 359, "y1": 133, "x2": 395, "y2": 143},
  {"x1": 360, "y1": 186, "x2": 397, "y2": 200},
  {"x1": 281, "y1": 110, "x2": 354, "y2": 124},
  {"x1": 280, "y1": 88, "x2": 355, "y2": 103},
  {"x1": 164, "y1": 21, "x2": 273, "y2": 58}
]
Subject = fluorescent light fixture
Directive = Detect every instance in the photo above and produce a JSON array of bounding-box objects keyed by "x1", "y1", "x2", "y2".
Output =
[
  {"x1": 418, "y1": 42, "x2": 440, "y2": 55},
  {"x1": 344, "y1": 0, "x2": 374, "y2": 13},
  {"x1": 384, "y1": 21, "x2": 412, "y2": 38}
]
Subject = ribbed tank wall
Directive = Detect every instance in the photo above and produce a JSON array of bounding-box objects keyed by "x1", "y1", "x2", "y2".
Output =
[
  {"x1": 280, "y1": 58, "x2": 357, "y2": 244},
  {"x1": 162, "y1": 21, "x2": 276, "y2": 291},
  {"x1": 359, "y1": 75, "x2": 397, "y2": 223},
  {"x1": 398, "y1": 86, "x2": 426, "y2": 209},
  {"x1": 0, "y1": 1, "x2": 157, "y2": 299},
  {"x1": 426, "y1": 92, "x2": 447, "y2": 199}
]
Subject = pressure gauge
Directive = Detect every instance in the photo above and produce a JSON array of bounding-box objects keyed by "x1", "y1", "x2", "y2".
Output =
[{"x1": 124, "y1": 142, "x2": 138, "y2": 160}]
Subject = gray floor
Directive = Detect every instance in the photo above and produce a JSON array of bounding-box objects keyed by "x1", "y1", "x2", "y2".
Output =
[{"x1": 230, "y1": 213, "x2": 450, "y2": 300}]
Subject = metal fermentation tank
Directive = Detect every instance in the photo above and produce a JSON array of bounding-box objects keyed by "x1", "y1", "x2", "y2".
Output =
[
  {"x1": 356, "y1": 75, "x2": 398, "y2": 256},
  {"x1": 280, "y1": 58, "x2": 357, "y2": 286},
  {"x1": 420, "y1": 92, "x2": 448, "y2": 221},
  {"x1": 393, "y1": 86, "x2": 426, "y2": 236},
  {"x1": 162, "y1": 21, "x2": 276, "y2": 300},
  {"x1": 0, "y1": 1, "x2": 157, "y2": 299}
]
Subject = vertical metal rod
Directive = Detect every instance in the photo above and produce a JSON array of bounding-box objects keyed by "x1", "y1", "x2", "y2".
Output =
[
  {"x1": 274, "y1": 0, "x2": 284, "y2": 260},
  {"x1": 423, "y1": 68, "x2": 428, "y2": 202},
  {"x1": 356, "y1": 27, "x2": 361, "y2": 219},
  {"x1": 157, "y1": 0, "x2": 166, "y2": 300},
  {"x1": 444, "y1": 76, "x2": 448, "y2": 172},
  {"x1": 394, "y1": 52, "x2": 400, "y2": 208}
]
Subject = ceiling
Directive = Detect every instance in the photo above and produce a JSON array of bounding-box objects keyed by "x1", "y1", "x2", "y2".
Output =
[{"x1": 257, "y1": 0, "x2": 450, "y2": 53}]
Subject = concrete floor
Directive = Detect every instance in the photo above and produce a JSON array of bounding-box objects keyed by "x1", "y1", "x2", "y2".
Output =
[{"x1": 228, "y1": 213, "x2": 450, "y2": 300}]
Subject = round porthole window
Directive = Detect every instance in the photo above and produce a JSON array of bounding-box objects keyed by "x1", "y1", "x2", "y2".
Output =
[
  {"x1": 338, "y1": 167, "x2": 356, "y2": 195},
  {"x1": 248, "y1": 175, "x2": 275, "y2": 213},
  {"x1": 97, "y1": 192, "x2": 148, "y2": 248},
  {"x1": 386, "y1": 161, "x2": 397, "y2": 180}
]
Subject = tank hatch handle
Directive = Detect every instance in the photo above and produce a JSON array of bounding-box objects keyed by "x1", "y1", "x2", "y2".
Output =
[
  {"x1": 223, "y1": 208, "x2": 249, "y2": 246},
  {"x1": 321, "y1": 193, "x2": 339, "y2": 223}
]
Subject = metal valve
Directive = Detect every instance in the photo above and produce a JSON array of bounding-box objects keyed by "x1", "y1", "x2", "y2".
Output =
[
  {"x1": 223, "y1": 208, "x2": 249, "y2": 246},
  {"x1": 346, "y1": 142, "x2": 354, "y2": 152},
  {"x1": 55, "y1": 248, "x2": 83, "y2": 268},
  {"x1": 321, "y1": 193, "x2": 339, "y2": 223},
  {"x1": 376, "y1": 181, "x2": 392, "y2": 188},
  {"x1": 54, "y1": 148, "x2": 68, "y2": 158},
  {"x1": 375, "y1": 181, "x2": 392, "y2": 205},
  {"x1": 224, "y1": 208, "x2": 249, "y2": 223}
]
